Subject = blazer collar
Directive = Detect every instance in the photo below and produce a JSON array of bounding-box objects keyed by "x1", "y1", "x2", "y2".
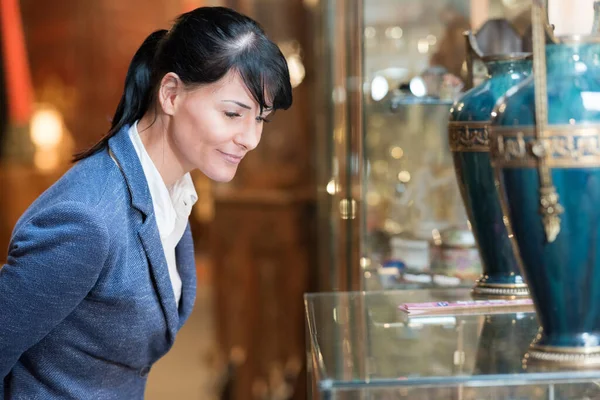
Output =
[{"x1": 107, "y1": 125, "x2": 153, "y2": 218}]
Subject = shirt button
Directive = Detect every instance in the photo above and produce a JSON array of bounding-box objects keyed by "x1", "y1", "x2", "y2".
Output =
[{"x1": 139, "y1": 366, "x2": 151, "y2": 378}]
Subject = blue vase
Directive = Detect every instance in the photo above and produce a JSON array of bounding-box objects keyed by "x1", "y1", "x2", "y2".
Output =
[
  {"x1": 491, "y1": 37, "x2": 600, "y2": 366},
  {"x1": 449, "y1": 55, "x2": 532, "y2": 298}
]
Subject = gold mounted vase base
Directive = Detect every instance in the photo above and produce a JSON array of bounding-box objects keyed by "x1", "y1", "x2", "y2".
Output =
[
  {"x1": 471, "y1": 282, "x2": 530, "y2": 300},
  {"x1": 523, "y1": 344, "x2": 600, "y2": 369}
]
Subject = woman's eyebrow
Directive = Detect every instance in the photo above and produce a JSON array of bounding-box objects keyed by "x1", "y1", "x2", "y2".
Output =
[{"x1": 222, "y1": 100, "x2": 251, "y2": 109}]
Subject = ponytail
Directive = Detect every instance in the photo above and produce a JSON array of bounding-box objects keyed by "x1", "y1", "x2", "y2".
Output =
[{"x1": 73, "y1": 29, "x2": 168, "y2": 161}]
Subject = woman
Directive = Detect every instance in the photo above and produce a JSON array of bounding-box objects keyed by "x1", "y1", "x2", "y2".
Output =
[{"x1": 0, "y1": 6, "x2": 292, "y2": 399}]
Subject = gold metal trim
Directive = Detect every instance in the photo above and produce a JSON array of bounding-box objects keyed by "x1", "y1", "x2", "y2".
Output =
[
  {"x1": 492, "y1": 124, "x2": 600, "y2": 135},
  {"x1": 448, "y1": 121, "x2": 490, "y2": 152},
  {"x1": 490, "y1": 126, "x2": 600, "y2": 168},
  {"x1": 525, "y1": 351, "x2": 600, "y2": 368},
  {"x1": 474, "y1": 281, "x2": 529, "y2": 289},
  {"x1": 471, "y1": 285, "x2": 530, "y2": 299},
  {"x1": 472, "y1": 278, "x2": 529, "y2": 299},
  {"x1": 531, "y1": 343, "x2": 600, "y2": 354},
  {"x1": 523, "y1": 328, "x2": 600, "y2": 367},
  {"x1": 532, "y1": 0, "x2": 562, "y2": 243},
  {"x1": 339, "y1": 198, "x2": 357, "y2": 220}
]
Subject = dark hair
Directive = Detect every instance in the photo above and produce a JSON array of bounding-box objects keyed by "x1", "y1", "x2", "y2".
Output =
[{"x1": 74, "y1": 6, "x2": 292, "y2": 161}]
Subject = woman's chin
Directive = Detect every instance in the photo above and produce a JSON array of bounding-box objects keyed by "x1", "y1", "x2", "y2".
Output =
[{"x1": 204, "y1": 167, "x2": 237, "y2": 183}]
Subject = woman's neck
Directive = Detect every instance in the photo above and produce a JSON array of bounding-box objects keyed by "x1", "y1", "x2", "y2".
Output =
[{"x1": 137, "y1": 112, "x2": 189, "y2": 188}]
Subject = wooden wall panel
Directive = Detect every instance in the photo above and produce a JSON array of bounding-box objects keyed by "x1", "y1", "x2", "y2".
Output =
[
  {"x1": 20, "y1": 0, "x2": 188, "y2": 151},
  {"x1": 211, "y1": 195, "x2": 314, "y2": 399}
]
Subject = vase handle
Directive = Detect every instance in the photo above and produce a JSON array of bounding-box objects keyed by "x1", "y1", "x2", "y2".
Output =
[{"x1": 531, "y1": 0, "x2": 563, "y2": 243}]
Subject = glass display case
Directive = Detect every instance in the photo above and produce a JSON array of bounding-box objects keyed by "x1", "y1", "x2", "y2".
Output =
[
  {"x1": 305, "y1": 289, "x2": 600, "y2": 399},
  {"x1": 315, "y1": 0, "x2": 537, "y2": 291},
  {"x1": 309, "y1": 1, "x2": 600, "y2": 398}
]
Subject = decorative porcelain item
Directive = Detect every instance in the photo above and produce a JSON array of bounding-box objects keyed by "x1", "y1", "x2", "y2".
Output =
[
  {"x1": 390, "y1": 234, "x2": 430, "y2": 272},
  {"x1": 431, "y1": 226, "x2": 482, "y2": 282},
  {"x1": 491, "y1": 3, "x2": 600, "y2": 366},
  {"x1": 448, "y1": 26, "x2": 532, "y2": 299}
]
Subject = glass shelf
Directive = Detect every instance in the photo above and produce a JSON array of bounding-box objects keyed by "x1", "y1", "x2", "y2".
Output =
[{"x1": 305, "y1": 289, "x2": 600, "y2": 398}]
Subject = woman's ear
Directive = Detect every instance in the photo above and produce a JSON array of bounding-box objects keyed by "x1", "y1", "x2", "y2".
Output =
[{"x1": 158, "y1": 72, "x2": 183, "y2": 116}]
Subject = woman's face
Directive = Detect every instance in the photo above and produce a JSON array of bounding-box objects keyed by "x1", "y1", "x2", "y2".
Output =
[{"x1": 169, "y1": 70, "x2": 271, "y2": 182}]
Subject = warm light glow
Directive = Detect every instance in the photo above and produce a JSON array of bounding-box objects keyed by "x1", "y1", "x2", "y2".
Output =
[
  {"x1": 409, "y1": 77, "x2": 426, "y2": 97},
  {"x1": 326, "y1": 179, "x2": 338, "y2": 195},
  {"x1": 371, "y1": 76, "x2": 389, "y2": 101},
  {"x1": 278, "y1": 40, "x2": 305, "y2": 88},
  {"x1": 30, "y1": 106, "x2": 63, "y2": 149},
  {"x1": 398, "y1": 171, "x2": 411, "y2": 183},
  {"x1": 432, "y1": 229, "x2": 442, "y2": 245},
  {"x1": 417, "y1": 39, "x2": 430, "y2": 54},
  {"x1": 302, "y1": 0, "x2": 319, "y2": 7},
  {"x1": 286, "y1": 54, "x2": 305, "y2": 88},
  {"x1": 385, "y1": 26, "x2": 403, "y2": 39},
  {"x1": 390, "y1": 147, "x2": 404, "y2": 159},
  {"x1": 360, "y1": 257, "x2": 371, "y2": 268}
]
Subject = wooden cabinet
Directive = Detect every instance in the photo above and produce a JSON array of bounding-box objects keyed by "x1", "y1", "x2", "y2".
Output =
[{"x1": 211, "y1": 189, "x2": 315, "y2": 399}]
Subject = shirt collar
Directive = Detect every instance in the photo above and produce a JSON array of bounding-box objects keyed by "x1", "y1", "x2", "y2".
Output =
[{"x1": 128, "y1": 121, "x2": 198, "y2": 239}]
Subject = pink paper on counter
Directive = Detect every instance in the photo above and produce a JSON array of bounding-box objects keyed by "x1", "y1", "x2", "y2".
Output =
[{"x1": 399, "y1": 299, "x2": 534, "y2": 315}]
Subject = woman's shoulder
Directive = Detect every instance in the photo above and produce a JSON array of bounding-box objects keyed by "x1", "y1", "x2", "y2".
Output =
[
  {"x1": 57, "y1": 148, "x2": 124, "y2": 202},
  {"x1": 15, "y1": 149, "x2": 129, "y2": 232}
]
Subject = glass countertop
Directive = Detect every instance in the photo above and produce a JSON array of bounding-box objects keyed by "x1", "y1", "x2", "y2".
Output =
[{"x1": 305, "y1": 289, "x2": 600, "y2": 398}]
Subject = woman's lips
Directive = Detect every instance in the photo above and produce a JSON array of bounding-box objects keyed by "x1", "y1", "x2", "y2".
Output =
[{"x1": 218, "y1": 150, "x2": 243, "y2": 164}]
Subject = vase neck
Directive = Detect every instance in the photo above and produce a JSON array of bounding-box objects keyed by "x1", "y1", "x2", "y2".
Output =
[{"x1": 485, "y1": 58, "x2": 531, "y2": 76}]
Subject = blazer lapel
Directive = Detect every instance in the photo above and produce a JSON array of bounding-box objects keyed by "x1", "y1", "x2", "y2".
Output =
[
  {"x1": 176, "y1": 223, "x2": 197, "y2": 329},
  {"x1": 138, "y1": 218, "x2": 180, "y2": 340},
  {"x1": 108, "y1": 126, "x2": 180, "y2": 341}
]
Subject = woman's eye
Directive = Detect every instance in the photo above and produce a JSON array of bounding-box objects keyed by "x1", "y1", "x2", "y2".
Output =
[
  {"x1": 256, "y1": 116, "x2": 271, "y2": 123},
  {"x1": 224, "y1": 111, "x2": 242, "y2": 119}
]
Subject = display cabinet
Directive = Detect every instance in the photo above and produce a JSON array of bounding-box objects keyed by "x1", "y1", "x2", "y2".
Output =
[
  {"x1": 305, "y1": 289, "x2": 600, "y2": 399},
  {"x1": 315, "y1": 0, "x2": 536, "y2": 291}
]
